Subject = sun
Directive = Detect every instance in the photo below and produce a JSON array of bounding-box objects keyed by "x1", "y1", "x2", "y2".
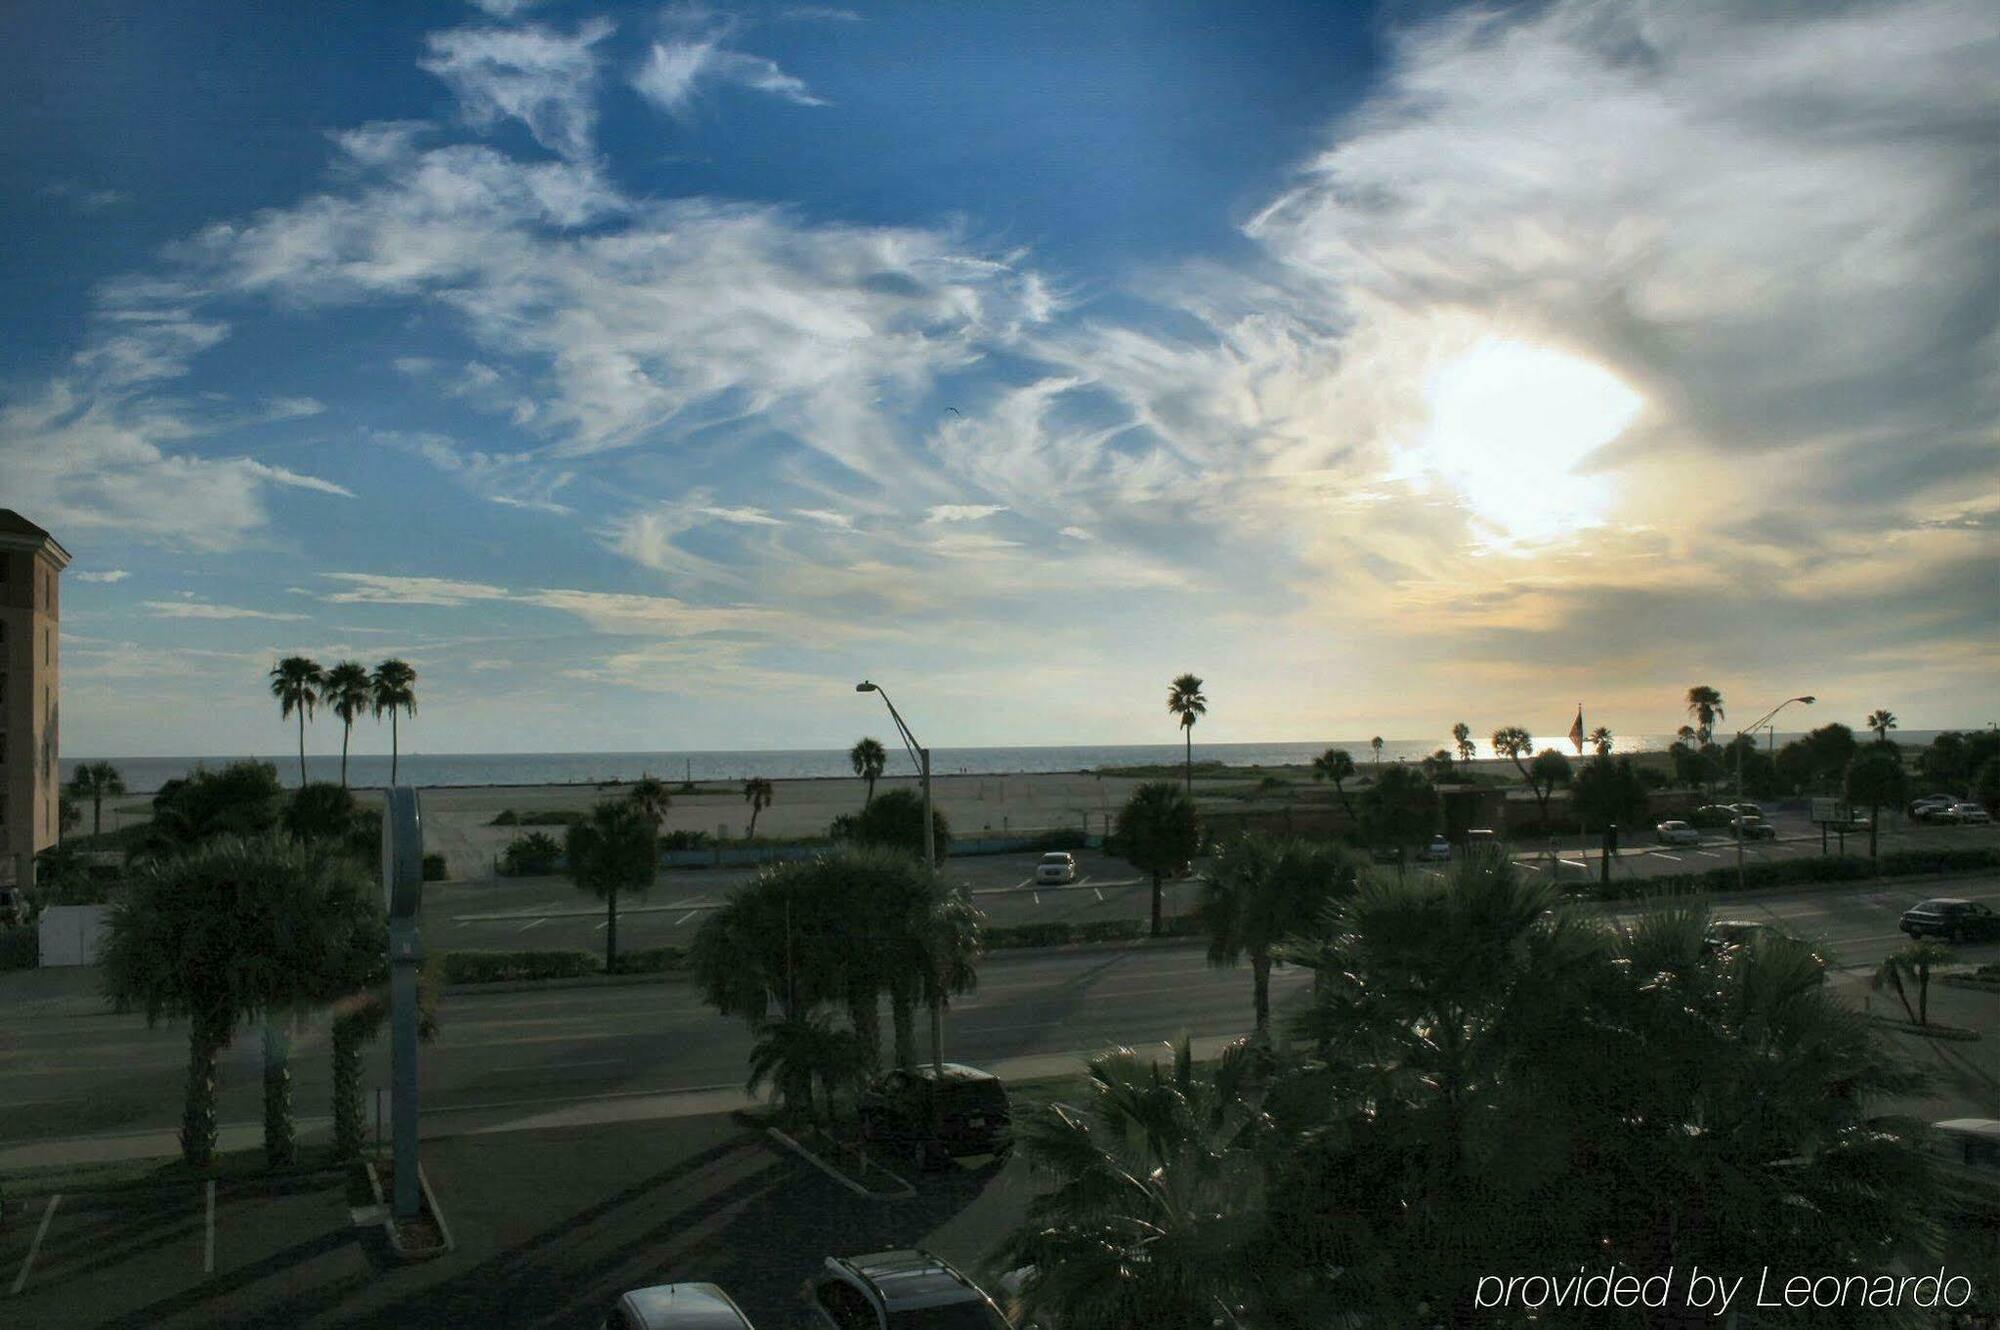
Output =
[{"x1": 1410, "y1": 338, "x2": 1645, "y2": 547}]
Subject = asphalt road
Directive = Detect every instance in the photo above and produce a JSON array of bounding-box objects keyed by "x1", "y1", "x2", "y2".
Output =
[
  {"x1": 5, "y1": 871, "x2": 1997, "y2": 1154},
  {"x1": 429, "y1": 818, "x2": 1996, "y2": 956}
]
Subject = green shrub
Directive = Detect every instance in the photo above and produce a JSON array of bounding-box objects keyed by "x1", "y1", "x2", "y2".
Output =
[
  {"x1": 517, "y1": 810, "x2": 585, "y2": 827},
  {"x1": 1878, "y1": 847, "x2": 2000, "y2": 876},
  {"x1": 500, "y1": 832, "x2": 562, "y2": 876},
  {"x1": 987, "y1": 921, "x2": 1074, "y2": 950},
  {"x1": 441, "y1": 950, "x2": 599, "y2": 984},
  {"x1": 421, "y1": 852, "x2": 448, "y2": 882},
  {"x1": 1025, "y1": 827, "x2": 1090, "y2": 852},
  {"x1": 985, "y1": 914, "x2": 1198, "y2": 950},
  {"x1": 0, "y1": 925, "x2": 37, "y2": 972},
  {"x1": 490, "y1": 809, "x2": 519, "y2": 826},
  {"x1": 610, "y1": 946, "x2": 685, "y2": 974},
  {"x1": 660, "y1": 830, "x2": 711, "y2": 851}
]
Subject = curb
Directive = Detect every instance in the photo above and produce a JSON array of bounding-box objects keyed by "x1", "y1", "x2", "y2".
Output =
[
  {"x1": 1867, "y1": 1015, "x2": 1982, "y2": 1042},
  {"x1": 764, "y1": 1126, "x2": 915, "y2": 1200},
  {"x1": 446, "y1": 969, "x2": 689, "y2": 996},
  {"x1": 363, "y1": 1158, "x2": 455, "y2": 1260}
]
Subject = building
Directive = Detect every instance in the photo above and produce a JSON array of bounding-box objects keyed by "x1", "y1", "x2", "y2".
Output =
[{"x1": 0, "y1": 510, "x2": 69, "y2": 889}]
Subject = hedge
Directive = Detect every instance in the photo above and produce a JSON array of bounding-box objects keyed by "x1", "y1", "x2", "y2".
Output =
[
  {"x1": 1592, "y1": 846, "x2": 2000, "y2": 901},
  {"x1": 441, "y1": 945, "x2": 690, "y2": 984},
  {"x1": 985, "y1": 913, "x2": 1202, "y2": 951}
]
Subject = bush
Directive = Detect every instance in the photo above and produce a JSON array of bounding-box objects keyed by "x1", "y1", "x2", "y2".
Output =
[
  {"x1": 500, "y1": 832, "x2": 562, "y2": 876},
  {"x1": 0, "y1": 925, "x2": 37, "y2": 973},
  {"x1": 1025, "y1": 827, "x2": 1090, "y2": 852},
  {"x1": 660, "y1": 830, "x2": 711, "y2": 851},
  {"x1": 610, "y1": 946, "x2": 685, "y2": 974},
  {"x1": 490, "y1": 809, "x2": 519, "y2": 826},
  {"x1": 441, "y1": 950, "x2": 599, "y2": 984},
  {"x1": 985, "y1": 914, "x2": 1198, "y2": 950},
  {"x1": 517, "y1": 810, "x2": 585, "y2": 827},
  {"x1": 828, "y1": 788, "x2": 951, "y2": 860},
  {"x1": 421, "y1": 852, "x2": 448, "y2": 882}
]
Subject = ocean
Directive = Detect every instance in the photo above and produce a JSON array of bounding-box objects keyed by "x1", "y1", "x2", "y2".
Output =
[{"x1": 50, "y1": 732, "x2": 1905, "y2": 794}]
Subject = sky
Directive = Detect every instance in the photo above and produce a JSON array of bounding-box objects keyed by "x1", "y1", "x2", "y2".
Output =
[{"x1": 3, "y1": 0, "x2": 1996, "y2": 760}]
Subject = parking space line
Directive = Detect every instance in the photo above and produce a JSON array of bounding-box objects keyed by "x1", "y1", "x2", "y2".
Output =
[
  {"x1": 675, "y1": 910, "x2": 698, "y2": 926},
  {"x1": 1094, "y1": 888, "x2": 1104, "y2": 902},
  {"x1": 595, "y1": 920, "x2": 608, "y2": 930},
  {"x1": 1032, "y1": 892, "x2": 1041, "y2": 906},
  {"x1": 1694, "y1": 850, "x2": 1723, "y2": 859},
  {"x1": 514, "y1": 918, "x2": 546, "y2": 933},
  {"x1": 204, "y1": 1180, "x2": 215, "y2": 1275},
  {"x1": 10, "y1": 1193, "x2": 59, "y2": 1295}
]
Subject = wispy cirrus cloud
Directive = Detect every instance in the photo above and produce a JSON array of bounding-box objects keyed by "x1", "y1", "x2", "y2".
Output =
[
  {"x1": 143, "y1": 599, "x2": 307, "y2": 621},
  {"x1": 419, "y1": 19, "x2": 614, "y2": 161},
  {"x1": 73, "y1": 569, "x2": 131, "y2": 583},
  {"x1": 631, "y1": 19, "x2": 828, "y2": 115}
]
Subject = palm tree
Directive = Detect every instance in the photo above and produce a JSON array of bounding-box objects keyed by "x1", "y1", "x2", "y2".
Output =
[
  {"x1": 1370, "y1": 735, "x2": 1384, "y2": 768},
  {"x1": 996, "y1": 1038, "x2": 1276, "y2": 1330},
  {"x1": 566, "y1": 799, "x2": 657, "y2": 973},
  {"x1": 369, "y1": 659, "x2": 418, "y2": 785},
  {"x1": 1199, "y1": 836, "x2": 1354, "y2": 1037},
  {"x1": 1451, "y1": 722, "x2": 1475, "y2": 763},
  {"x1": 1309, "y1": 748, "x2": 1357, "y2": 821},
  {"x1": 1866, "y1": 709, "x2": 1898, "y2": 744},
  {"x1": 269, "y1": 656, "x2": 324, "y2": 786},
  {"x1": 1587, "y1": 725, "x2": 1614, "y2": 757},
  {"x1": 1685, "y1": 684, "x2": 1725, "y2": 747},
  {"x1": 320, "y1": 661, "x2": 372, "y2": 787},
  {"x1": 849, "y1": 737, "x2": 887, "y2": 805},
  {"x1": 628, "y1": 775, "x2": 671, "y2": 827},
  {"x1": 743, "y1": 777, "x2": 774, "y2": 839},
  {"x1": 1115, "y1": 781, "x2": 1200, "y2": 937},
  {"x1": 1873, "y1": 939, "x2": 1953, "y2": 1027},
  {"x1": 747, "y1": 1013, "x2": 869, "y2": 1125},
  {"x1": 65, "y1": 760, "x2": 126, "y2": 836},
  {"x1": 1489, "y1": 725, "x2": 1533, "y2": 782},
  {"x1": 1166, "y1": 673, "x2": 1207, "y2": 794}
]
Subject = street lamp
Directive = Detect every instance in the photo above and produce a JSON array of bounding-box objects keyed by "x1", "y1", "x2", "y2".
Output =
[
  {"x1": 855, "y1": 680, "x2": 933, "y2": 871},
  {"x1": 1731, "y1": 694, "x2": 1814, "y2": 891}
]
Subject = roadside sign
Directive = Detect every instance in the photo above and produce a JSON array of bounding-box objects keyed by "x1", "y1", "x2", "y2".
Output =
[{"x1": 1809, "y1": 797, "x2": 1842, "y2": 825}]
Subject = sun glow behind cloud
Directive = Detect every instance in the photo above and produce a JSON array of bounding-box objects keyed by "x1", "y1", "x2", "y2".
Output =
[{"x1": 1404, "y1": 339, "x2": 1644, "y2": 549}]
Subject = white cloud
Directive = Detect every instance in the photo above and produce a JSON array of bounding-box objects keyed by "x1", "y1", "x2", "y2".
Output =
[
  {"x1": 468, "y1": 0, "x2": 545, "y2": 17},
  {"x1": 74, "y1": 569, "x2": 131, "y2": 583},
  {"x1": 697, "y1": 505, "x2": 784, "y2": 526},
  {"x1": 372, "y1": 430, "x2": 573, "y2": 513},
  {"x1": 792, "y1": 508, "x2": 854, "y2": 530},
  {"x1": 419, "y1": 20, "x2": 614, "y2": 161},
  {"x1": 322, "y1": 573, "x2": 514, "y2": 606},
  {"x1": 1059, "y1": 526, "x2": 1091, "y2": 541},
  {"x1": 40, "y1": 181, "x2": 130, "y2": 213},
  {"x1": 143, "y1": 599, "x2": 308, "y2": 621},
  {"x1": 924, "y1": 504, "x2": 1008, "y2": 524},
  {"x1": 632, "y1": 38, "x2": 826, "y2": 114}
]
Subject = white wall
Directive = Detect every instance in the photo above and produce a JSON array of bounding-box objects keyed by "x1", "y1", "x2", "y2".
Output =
[{"x1": 38, "y1": 903, "x2": 108, "y2": 967}]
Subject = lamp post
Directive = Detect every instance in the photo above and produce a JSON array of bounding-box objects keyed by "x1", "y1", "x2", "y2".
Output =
[
  {"x1": 856, "y1": 680, "x2": 943, "y2": 1080},
  {"x1": 1732, "y1": 695, "x2": 1814, "y2": 890}
]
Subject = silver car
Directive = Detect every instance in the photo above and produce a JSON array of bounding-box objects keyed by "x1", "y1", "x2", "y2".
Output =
[{"x1": 605, "y1": 1282, "x2": 756, "y2": 1330}]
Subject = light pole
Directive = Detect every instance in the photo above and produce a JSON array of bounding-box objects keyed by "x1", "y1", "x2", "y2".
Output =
[
  {"x1": 1732, "y1": 694, "x2": 1814, "y2": 890},
  {"x1": 856, "y1": 680, "x2": 944, "y2": 1080}
]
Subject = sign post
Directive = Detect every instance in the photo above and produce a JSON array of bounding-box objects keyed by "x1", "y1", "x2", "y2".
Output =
[
  {"x1": 1809, "y1": 797, "x2": 1842, "y2": 856},
  {"x1": 381, "y1": 786, "x2": 425, "y2": 1221}
]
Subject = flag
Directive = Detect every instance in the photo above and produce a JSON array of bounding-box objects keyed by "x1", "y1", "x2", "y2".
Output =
[{"x1": 1569, "y1": 704, "x2": 1585, "y2": 754}]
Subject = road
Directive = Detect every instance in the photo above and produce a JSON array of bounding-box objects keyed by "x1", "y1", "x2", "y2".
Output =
[
  {"x1": 4, "y1": 871, "x2": 1997, "y2": 1157},
  {"x1": 429, "y1": 818, "x2": 1996, "y2": 956}
]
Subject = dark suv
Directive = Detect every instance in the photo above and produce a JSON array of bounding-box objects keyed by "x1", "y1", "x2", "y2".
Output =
[
  {"x1": 858, "y1": 1064, "x2": 1010, "y2": 1169},
  {"x1": 1899, "y1": 898, "x2": 2000, "y2": 943},
  {"x1": 806, "y1": 1250, "x2": 1009, "y2": 1330}
]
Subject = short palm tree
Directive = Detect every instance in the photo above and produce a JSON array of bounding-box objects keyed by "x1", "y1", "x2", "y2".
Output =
[
  {"x1": 1166, "y1": 673, "x2": 1207, "y2": 794},
  {"x1": 1873, "y1": 939, "x2": 1953, "y2": 1027},
  {"x1": 269, "y1": 656, "x2": 324, "y2": 786},
  {"x1": 370, "y1": 659, "x2": 418, "y2": 785},
  {"x1": 743, "y1": 777, "x2": 774, "y2": 839},
  {"x1": 1685, "y1": 684, "x2": 1726, "y2": 747},
  {"x1": 997, "y1": 1038, "x2": 1276, "y2": 1330},
  {"x1": 628, "y1": 775, "x2": 671, "y2": 827},
  {"x1": 320, "y1": 661, "x2": 372, "y2": 787},
  {"x1": 1866, "y1": 709, "x2": 1898, "y2": 743},
  {"x1": 1116, "y1": 781, "x2": 1200, "y2": 937},
  {"x1": 1489, "y1": 725, "x2": 1533, "y2": 782},
  {"x1": 746, "y1": 1012, "x2": 869, "y2": 1125},
  {"x1": 1451, "y1": 722, "x2": 1475, "y2": 763},
  {"x1": 849, "y1": 737, "x2": 887, "y2": 805},
  {"x1": 1199, "y1": 836, "x2": 1354, "y2": 1036},
  {"x1": 66, "y1": 760, "x2": 126, "y2": 836},
  {"x1": 1309, "y1": 748, "x2": 1357, "y2": 821},
  {"x1": 567, "y1": 799, "x2": 657, "y2": 973},
  {"x1": 1370, "y1": 735, "x2": 1384, "y2": 768},
  {"x1": 1587, "y1": 725, "x2": 1614, "y2": 757}
]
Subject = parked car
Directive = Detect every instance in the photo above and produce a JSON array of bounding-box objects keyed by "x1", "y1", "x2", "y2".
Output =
[
  {"x1": 1948, "y1": 803, "x2": 1993, "y2": 826},
  {"x1": 1909, "y1": 795, "x2": 1955, "y2": 821},
  {"x1": 1033, "y1": 852, "x2": 1077, "y2": 885},
  {"x1": 1655, "y1": 820, "x2": 1700, "y2": 846},
  {"x1": 604, "y1": 1282, "x2": 757, "y2": 1330},
  {"x1": 1726, "y1": 803, "x2": 1762, "y2": 818},
  {"x1": 1922, "y1": 1120, "x2": 2000, "y2": 1204},
  {"x1": 1691, "y1": 804, "x2": 1737, "y2": 828},
  {"x1": 1463, "y1": 828, "x2": 1501, "y2": 854},
  {"x1": 1370, "y1": 844, "x2": 1403, "y2": 865},
  {"x1": 858, "y1": 1064, "x2": 1011, "y2": 1168},
  {"x1": 1417, "y1": 835, "x2": 1451, "y2": 862},
  {"x1": 1899, "y1": 898, "x2": 2000, "y2": 943},
  {"x1": 805, "y1": 1250, "x2": 1009, "y2": 1330},
  {"x1": 1731, "y1": 815, "x2": 1777, "y2": 840},
  {"x1": 1916, "y1": 802, "x2": 1965, "y2": 825}
]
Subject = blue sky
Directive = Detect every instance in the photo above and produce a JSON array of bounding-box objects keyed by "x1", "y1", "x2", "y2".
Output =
[{"x1": 4, "y1": 0, "x2": 1996, "y2": 759}]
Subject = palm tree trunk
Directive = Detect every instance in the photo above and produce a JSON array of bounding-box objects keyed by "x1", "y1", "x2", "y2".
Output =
[
  {"x1": 182, "y1": 1009, "x2": 229, "y2": 1168},
  {"x1": 1918, "y1": 967, "x2": 1929, "y2": 1027},
  {"x1": 748, "y1": 806, "x2": 760, "y2": 840},
  {"x1": 866, "y1": 775, "x2": 876, "y2": 805},
  {"x1": 298, "y1": 709, "x2": 308, "y2": 786},
  {"x1": 1252, "y1": 950, "x2": 1272, "y2": 1037},
  {"x1": 93, "y1": 791, "x2": 104, "y2": 836},
  {"x1": 1869, "y1": 805, "x2": 1878, "y2": 861},
  {"x1": 605, "y1": 889, "x2": 618, "y2": 973},
  {"x1": 848, "y1": 985, "x2": 882, "y2": 1070},
  {"x1": 262, "y1": 1017, "x2": 296, "y2": 1168},
  {"x1": 330, "y1": 1014, "x2": 366, "y2": 1158},
  {"x1": 1184, "y1": 728, "x2": 1193, "y2": 794},
  {"x1": 890, "y1": 977, "x2": 917, "y2": 1069},
  {"x1": 391, "y1": 710, "x2": 400, "y2": 785},
  {"x1": 341, "y1": 721, "x2": 351, "y2": 788},
  {"x1": 1150, "y1": 870, "x2": 1163, "y2": 937}
]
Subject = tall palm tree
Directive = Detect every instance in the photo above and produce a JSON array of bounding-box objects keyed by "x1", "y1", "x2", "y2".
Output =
[
  {"x1": 1199, "y1": 836, "x2": 1354, "y2": 1036},
  {"x1": 1685, "y1": 684, "x2": 1725, "y2": 747},
  {"x1": 65, "y1": 760, "x2": 126, "y2": 836},
  {"x1": 628, "y1": 775, "x2": 671, "y2": 827},
  {"x1": 369, "y1": 658, "x2": 418, "y2": 785},
  {"x1": 848, "y1": 737, "x2": 887, "y2": 806},
  {"x1": 997, "y1": 1038, "x2": 1276, "y2": 1330},
  {"x1": 1866, "y1": 709, "x2": 1898, "y2": 744},
  {"x1": 319, "y1": 661, "x2": 371, "y2": 788},
  {"x1": 1451, "y1": 722, "x2": 1475, "y2": 763},
  {"x1": 1370, "y1": 735, "x2": 1384, "y2": 768},
  {"x1": 1587, "y1": 725, "x2": 1614, "y2": 757},
  {"x1": 567, "y1": 799, "x2": 657, "y2": 973},
  {"x1": 1166, "y1": 673, "x2": 1207, "y2": 794},
  {"x1": 743, "y1": 777, "x2": 774, "y2": 839},
  {"x1": 1489, "y1": 725, "x2": 1533, "y2": 782},
  {"x1": 1308, "y1": 748, "x2": 1357, "y2": 821},
  {"x1": 269, "y1": 656, "x2": 324, "y2": 786},
  {"x1": 1116, "y1": 781, "x2": 1200, "y2": 937}
]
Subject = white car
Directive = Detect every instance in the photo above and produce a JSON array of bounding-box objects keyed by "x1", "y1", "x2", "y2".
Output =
[
  {"x1": 1034, "y1": 852, "x2": 1078, "y2": 885},
  {"x1": 605, "y1": 1282, "x2": 756, "y2": 1330},
  {"x1": 1655, "y1": 820, "x2": 1700, "y2": 846},
  {"x1": 1948, "y1": 803, "x2": 1993, "y2": 826}
]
